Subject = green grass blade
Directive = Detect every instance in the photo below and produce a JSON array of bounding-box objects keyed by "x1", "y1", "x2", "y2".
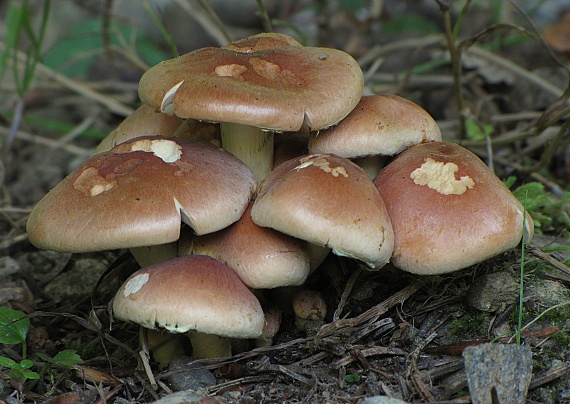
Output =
[
  {"x1": 517, "y1": 194, "x2": 529, "y2": 345},
  {"x1": 0, "y1": 3, "x2": 24, "y2": 84},
  {"x1": 142, "y1": 0, "x2": 178, "y2": 58}
]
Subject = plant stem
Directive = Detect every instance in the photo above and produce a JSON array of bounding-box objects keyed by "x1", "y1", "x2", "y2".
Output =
[
  {"x1": 438, "y1": 0, "x2": 471, "y2": 139},
  {"x1": 256, "y1": 0, "x2": 274, "y2": 32},
  {"x1": 517, "y1": 197, "x2": 529, "y2": 345},
  {"x1": 142, "y1": 0, "x2": 178, "y2": 58}
]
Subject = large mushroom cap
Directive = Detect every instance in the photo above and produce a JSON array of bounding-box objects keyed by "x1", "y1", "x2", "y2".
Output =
[
  {"x1": 138, "y1": 36, "x2": 364, "y2": 132},
  {"x1": 374, "y1": 141, "x2": 533, "y2": 275},
  {"x1": 251, "y1": 154, "x2": 394, "y2": 268},
  {"x1": 112, "y1": 255, "x2": 264, "y2": 338},
  {"x1": 27, "y1": 136, "x2": 256, "y2": 252},
  {"x1": 309, "y1": 95, "x2": 442, "y2": 158}
]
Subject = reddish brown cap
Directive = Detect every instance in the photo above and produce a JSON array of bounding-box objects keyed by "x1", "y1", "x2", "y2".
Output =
[
  {"x1": 251, "y1": 154, "x2": 394, "y2": 268},
  {"x1": 27, "y1": 136, "x2": 256, "y2": 252},
  {"x1": 112, "y1": 255, "x2": 264, "y2": 338},
  {"x1": 192, "y1": 202, "x2": 311, "y2": 289},
  {"x1": 222, "y1": 32, "x2": 302, "y2": 52},
  {"x1": 138, "y1": 36, "x2": 363, "y2": 132},
  {"x1": 374, "y1": 141, "x2": 533, "y2": 275},
  {"x1": 309, "y1": 95, "x2": 442, "y2": 158}
]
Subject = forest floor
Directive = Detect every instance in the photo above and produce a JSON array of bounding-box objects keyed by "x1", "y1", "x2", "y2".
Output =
[{"x1": 2, "y1": 1, "x2": 570, "y2": 403}]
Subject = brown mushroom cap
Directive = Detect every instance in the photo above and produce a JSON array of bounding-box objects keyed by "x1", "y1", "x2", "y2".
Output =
[
  {"x1": 251, "y1": 154, "x2": 394, "y2": 268},
  {"x1": 112, "y1": 255, "x2": 264, "y2": 338},
  {"x1": 308, "y1": 95, "x2": 442, "y2": 158},
  {"x1": 27, "y1": 136, "x2": 256, "y2": 252},
  {"x1": 373, "y1": 141, "x2": 533, "y2": 275},
  {"x1": 138, "y1": 40, "x2": 364, "y2": 132},
  {"x1": 222, "y1": 32, "x2": 302, "y2": 52},
  {"x1": 94, "y1": 105, "x2": 185, "y2": 154},
  {"x1": 192, "y1": 202, "x2": 311, "y2": 289}
]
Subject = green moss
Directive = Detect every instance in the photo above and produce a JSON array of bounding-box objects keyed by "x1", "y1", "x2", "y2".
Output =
[
  {"x1": 511, "y1": 181, "x2": 570, "y2": 237},
  {"x1": 449, "y1": 312, "x2": 487, "y2": 335}
]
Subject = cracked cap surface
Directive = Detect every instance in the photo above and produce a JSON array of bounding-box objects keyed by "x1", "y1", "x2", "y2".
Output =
[{"x1": 139, "y1": 34, "x2": 363, "y2": 132}]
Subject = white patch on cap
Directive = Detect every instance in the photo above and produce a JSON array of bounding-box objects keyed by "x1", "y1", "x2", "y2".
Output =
[
  {"x1": 294, "y1": 155, "x2": 348, "y2": 178},
  {"x1": 90, "y1": 182, "x2": 114, "y2": 196},
  {"x1": 73, "y1": 166, "x2": 116, "y2": 197},
  {"x1": 410, "y1": 158, "x2": 475, "y2": 195},
  {"x1": 123, "y1": 273, "x2": 150, "y2": 297},
  {"x1": 215, "y1": 64, "x2": 248, "y2": 78},
  {"x1": 130, "y1": 139, "x2": 182, "y2": 163}
]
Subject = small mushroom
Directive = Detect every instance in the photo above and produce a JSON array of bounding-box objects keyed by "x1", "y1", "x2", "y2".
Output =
[
  {"x1": 292, "y1": 289, "x2": 327, "y2": 335},
  {"x1": 188, "y1": 202, "x2": 311, "y2": 289},
  {"x1": 309, "y1": 95, "x2": 442, "y2": 178},
  {"x1": 112, "y1": 255, "x2": 264, "y2": 359}
]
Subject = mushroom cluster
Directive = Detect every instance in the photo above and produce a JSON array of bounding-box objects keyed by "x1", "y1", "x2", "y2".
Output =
[{"x1": 26, "y1": 33, "x2": 532, "y2": 369}]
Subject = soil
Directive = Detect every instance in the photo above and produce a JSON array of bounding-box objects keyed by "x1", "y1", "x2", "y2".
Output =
[{"x1": 2, "y1": 1, "x2": 570, "y2": 403}]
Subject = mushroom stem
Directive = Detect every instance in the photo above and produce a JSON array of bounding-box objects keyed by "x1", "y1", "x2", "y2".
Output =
[
  {"x1": 307, "y1": 243, "x2": 331, "y2": 272},
  {"x1": 187, "y1": 331, "x2": 232, "y2": 359},
  {"x1": 145, "y1": 328, "x2": 185, "y2": 369},
  {"x1": 352, "y1": 155, "x2": 386, "y2": 180},
  {"x1": 220, "y1": 122, "x2": 274, "y2": 185},
  {"x1": 130, "y1": 242, "x2": 179, "y2": 267}
]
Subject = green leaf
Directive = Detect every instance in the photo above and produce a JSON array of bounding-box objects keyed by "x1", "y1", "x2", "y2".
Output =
[
  {"x1": 345, "y1": 374, "x2": 361, "y2": 383},
  {"x1": 19, "y1": 359, "x2": 34, "y2": 370},
  {"x1": 0, "y1": 307, "x2": 29, "y2": 345},
  {"x1": 503, "y1": 176, "x2": 517, "y2": 189},
  {"x1": 42, "y1": 17, "x2": 167, "y2": 78},
  {"x1": 38, "y1": 349, "x2": 83, "y2": 367},
  {"x1": 465, "y1": 119, "x2": 493, "y2": 140},
  {"x1": 0, "y1": 357, "x2": 39, "y2": 381},
  {"x1": 0, "y1": 356, "x2": 17, "y2": 367},
  {"x1": 21, "y1": 369, "x2": 40, "y2": 380}
]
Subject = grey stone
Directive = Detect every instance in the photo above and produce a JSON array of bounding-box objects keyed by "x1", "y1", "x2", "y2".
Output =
[
  {"x1": 0, "y1": 256, "x2": 20, "y2": 278},
  {"x1": 361, "y1": 396, "x2": 409, "y2": 404},
  {"x1": 44, "y1": 258, "x2": 116, "y2": 301},
  {"x1": 152, "y1": 390, "x2": 208, "y2": 404},
  {"x1": 467, "y1": 271, "x2": 519, "y2": 312},
  {"x1": 526, "y1": 278, "x2": 570, "y2": 307},
  {"x1": 167, "y1": 355, "x2": 217, "y2": 392},
  {"x1": 463, "y1": 343, "x2": 532, "y2": 404}
]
